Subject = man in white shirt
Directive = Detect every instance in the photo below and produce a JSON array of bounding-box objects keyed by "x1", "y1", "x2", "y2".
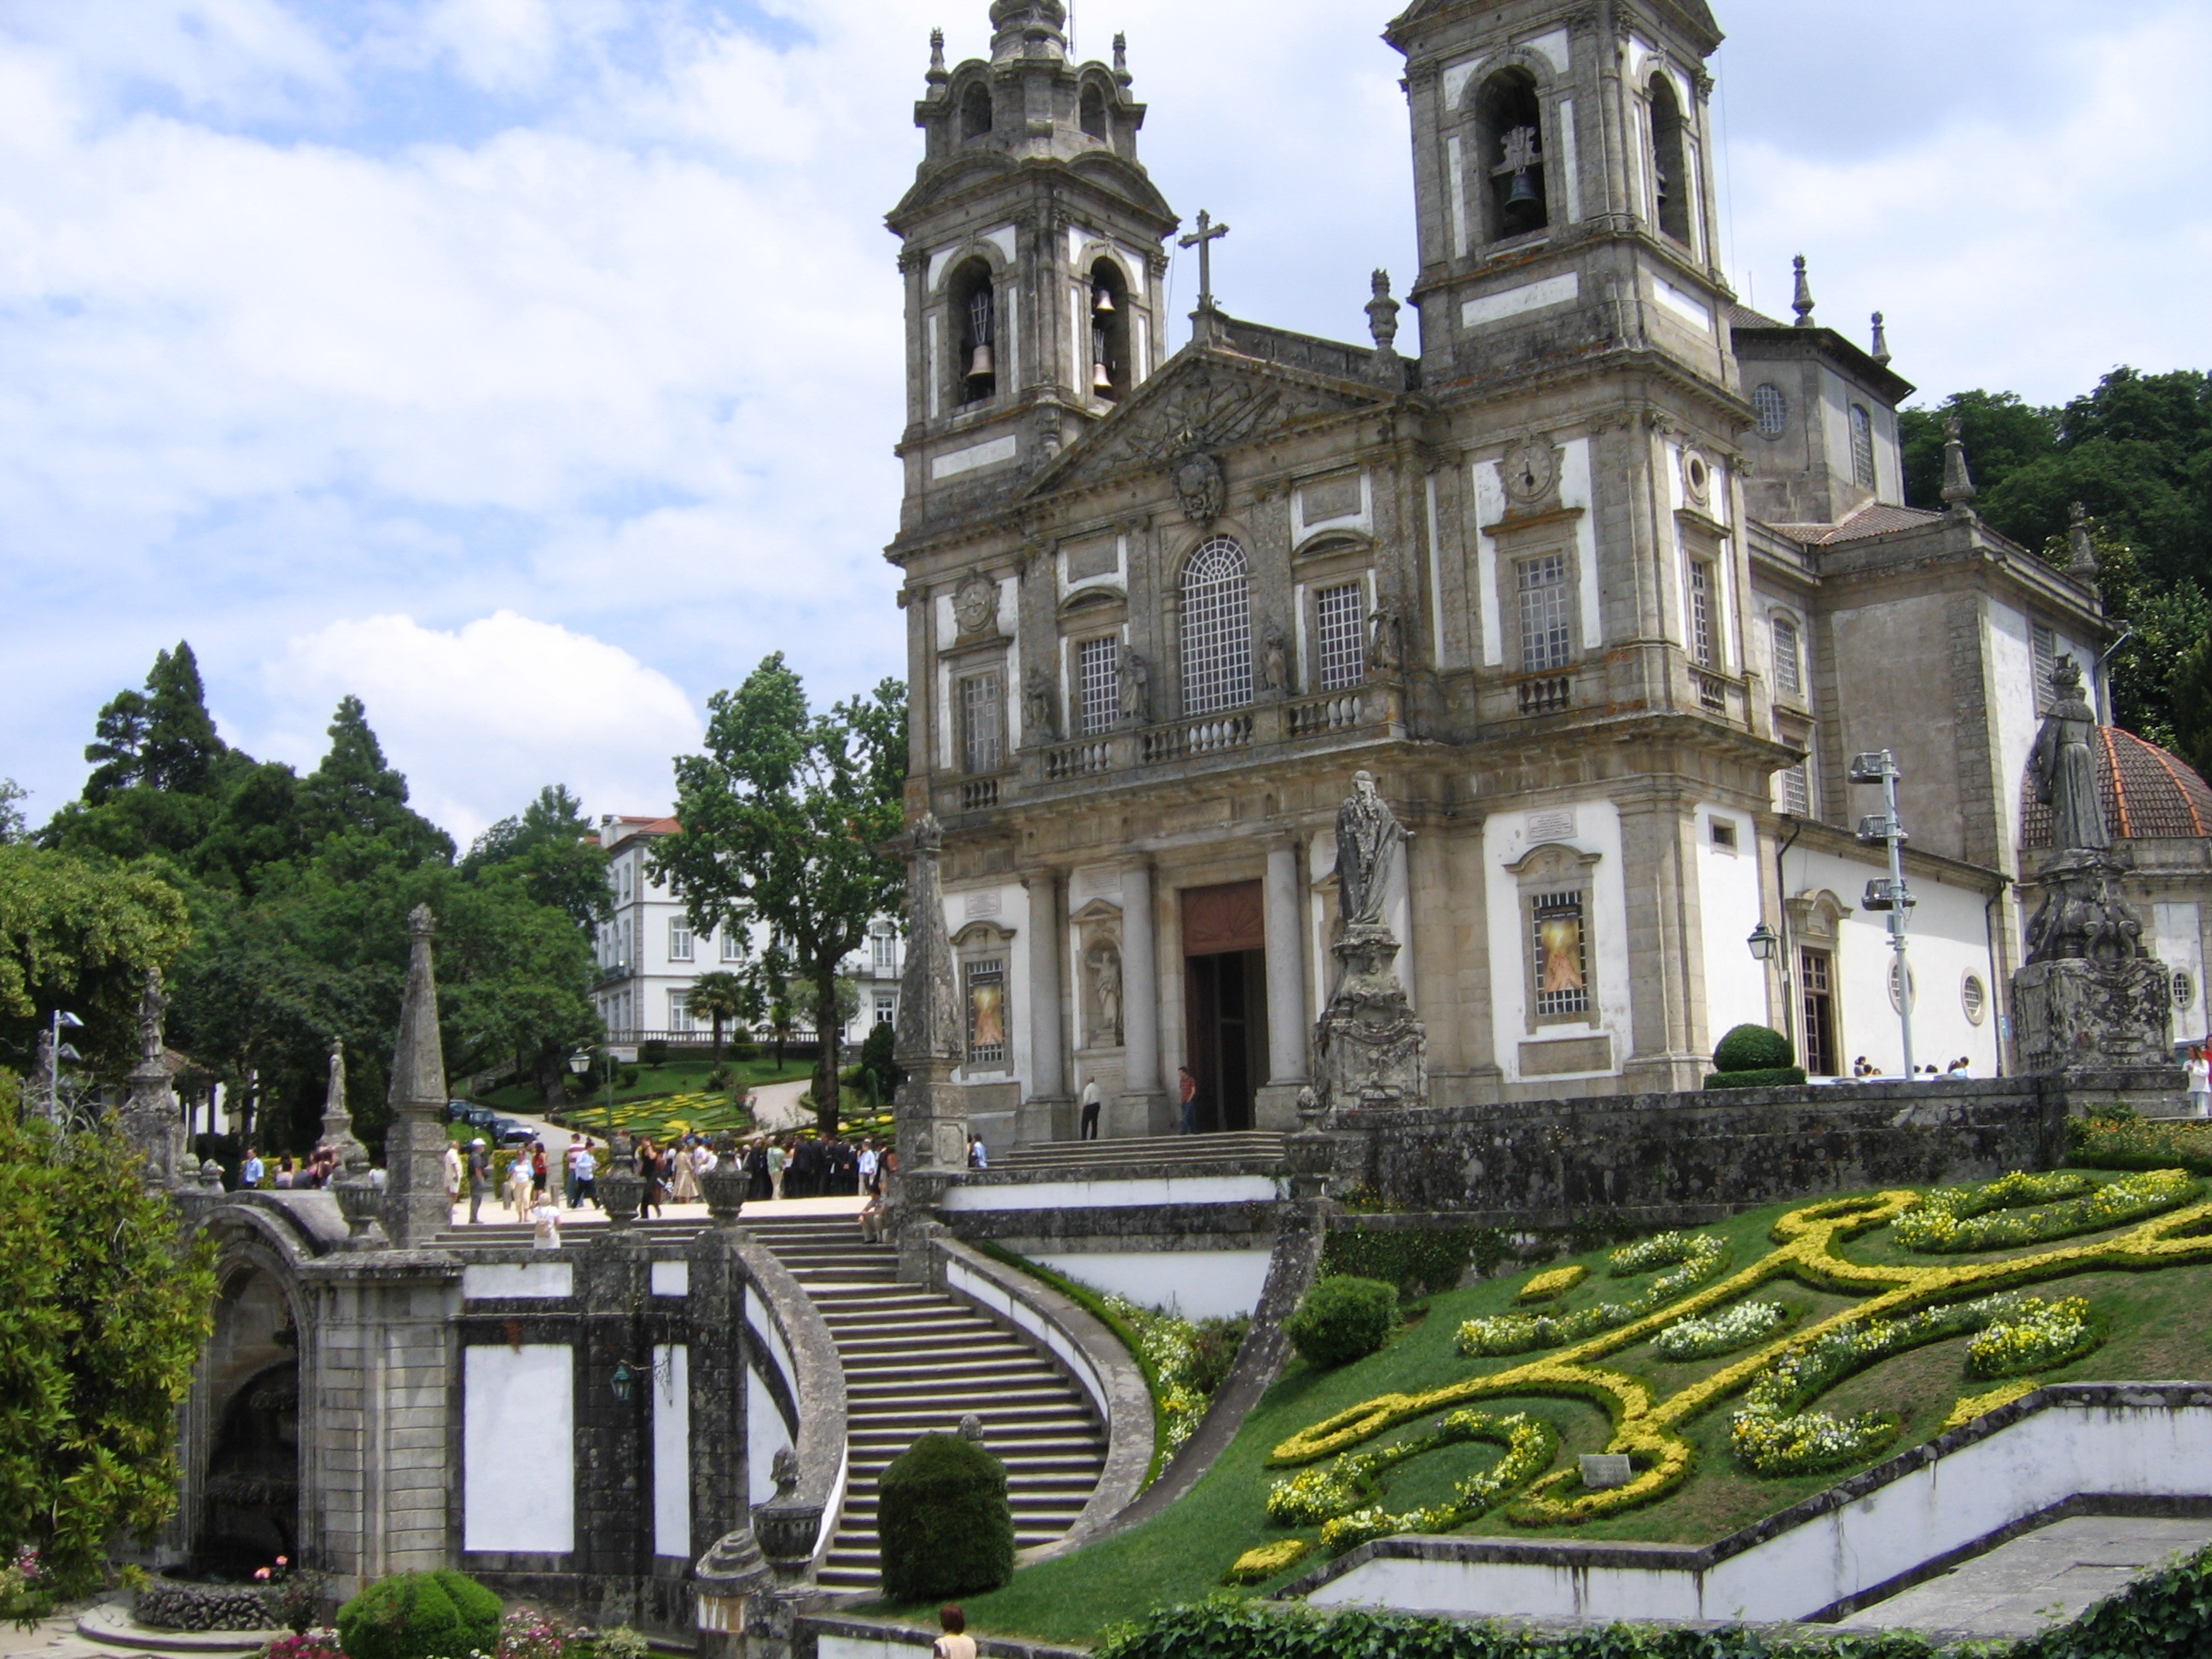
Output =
[
  {"x1": 241, "y1": 1149, "x2": 265, "y2": 1189},
  {"x1": 1079, "y1": 1079, "x2": 1102, "y2": 1140},
  {"x1": 441, "y1": 1142, "x2": 463, "y2": 1212}
]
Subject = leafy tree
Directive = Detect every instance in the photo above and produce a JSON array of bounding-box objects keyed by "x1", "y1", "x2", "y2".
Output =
[
  {"x1": 0, "y1": 1072, "x2": 217, "y2": 1618},
  {"x1": 295, "y1": 696, "x2": 454, "y2": 864},
  {"x1": 0, "y1": 844, "x2": 191, "y2": 1076},
  {"x1": 787, "y1": 973, "x2": 860, "y2": 1043},
  {"x1": 685, "y1": 969, "x2": 751, "y2": 1061},
  {"x1": 463, "y1": 785, "x2": 610, "y2": 931},
  {"x1": 856, "y1": 1018, "x2": 903, "y2": 1106},
  {"x1": 0, "y1": 781, "x2": 24, "y2": 845},
  {"x1": 1901, "y1": 389, "x2": 2058, "y2": 511},
  {"x1": 653, "y1": 656, "x2": 906, "y2": 1136}
]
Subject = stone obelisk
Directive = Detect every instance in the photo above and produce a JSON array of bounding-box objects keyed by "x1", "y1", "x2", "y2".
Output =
[
  {"x1": 383, "y1": 905, "x2": 453, "y2": 1248},
  {"x1": 891, "y1": 814, "x2": 968, "y2": 1281}
]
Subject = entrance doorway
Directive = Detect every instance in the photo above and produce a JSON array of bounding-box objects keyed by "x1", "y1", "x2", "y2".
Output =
[
  {"x1": 1800, "y1": 946, "x2": 1838, "y2": 1077},
  {"x1": 1182, "y1": 881, "x2": 1269, "y2": 1134}
]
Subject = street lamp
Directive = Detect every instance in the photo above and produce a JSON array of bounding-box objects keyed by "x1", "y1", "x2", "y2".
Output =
[
  {"x1": 1746, "y1": 922, "x2": 1780, "y2": 963},
  {"x1": 1848, "y1": 749, "x2": 1917, "y2": 1078}
]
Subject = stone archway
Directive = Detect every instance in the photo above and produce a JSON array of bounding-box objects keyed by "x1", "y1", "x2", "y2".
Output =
[{"x1": 191, "y1": 1264, "x2": 300, "y2": 1576}]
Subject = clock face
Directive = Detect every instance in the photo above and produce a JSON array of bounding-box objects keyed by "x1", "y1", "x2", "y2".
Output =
[{"x1": 1504, "y1": 439, "x2": 1556, "y2": 504}]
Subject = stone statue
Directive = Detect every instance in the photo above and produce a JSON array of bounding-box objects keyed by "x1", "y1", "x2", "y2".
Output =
[
  {"x1": 2029, "y1": 657, "x2": 2110, "y2": 854},
  {"x1": 1087, "y1": 942, "x2": 1123, "y2": 1046},
  {"x1": 1369, "y1": 605, "x2": 1403, "y2": 675},
  {"x1": 1334, "y1": 771, "x2": 1406, "y2": 929},
  {"x1": 1023, "y1": 667, "x2": 1057, "y2": 743},
  {"x1": 1260, "y1": 622, "x2": 1290, "y2": 697},
  {"x1": 1119, "y1": 647, "x2": 1150, "y2": 726}
]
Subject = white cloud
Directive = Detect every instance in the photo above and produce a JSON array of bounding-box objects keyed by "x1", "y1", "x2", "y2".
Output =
[{"x1": 256, "y1": 611, "x2": 701, "y2": 839}]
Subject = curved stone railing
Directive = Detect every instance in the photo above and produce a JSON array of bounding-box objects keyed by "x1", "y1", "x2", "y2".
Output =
[
  {"x1": 733, "y1": 1231, "x2": 849, "y2": 1569},
  {"x1": 933, "y1": 1237, "x2": 1154, "y2": 1556}
]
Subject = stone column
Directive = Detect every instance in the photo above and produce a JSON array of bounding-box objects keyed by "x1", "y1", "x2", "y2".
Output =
[
  {"x1": 1256, "y1": 837, "x2": 1309, "y2": 1130},
  {"x1": 1116, "y1": 859, "x2": 1167, "y2": 1135},
  {"x1": 1020, "y1": 870, "x2": 1072, "y2": 1144}
]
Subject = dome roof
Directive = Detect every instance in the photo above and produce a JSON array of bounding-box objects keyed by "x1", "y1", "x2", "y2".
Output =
[{"x1": 2021, "y1": 726, "x2": 2212, "y2": 848}]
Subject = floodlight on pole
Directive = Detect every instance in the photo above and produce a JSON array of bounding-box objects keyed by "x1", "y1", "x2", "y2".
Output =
[{"x1": 1845, "y1": 748, "x2": 1916, "y2": 1077}]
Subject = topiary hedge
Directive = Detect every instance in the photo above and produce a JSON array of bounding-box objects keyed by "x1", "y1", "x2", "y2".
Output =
[
  {"x1": 1714, "y1": 1023, "x2": 1794, "y2": 1073},
  {"x1": 877, "y1": 1432, "x2": 1014, "y2": 1603},
  {"x1": 1703, "y1": 1065, "x2": 1810, "y2": 1091},
  {"x1": 1322, "y1": 1225, "x2": 1509, "y2": 1298},
  {"x1": 334, "y1": 1570, "x2": 501, "y2": 1659},
  {"x1": 1284, "y1": 1276, "x2": 1399, "y2": 1368}
]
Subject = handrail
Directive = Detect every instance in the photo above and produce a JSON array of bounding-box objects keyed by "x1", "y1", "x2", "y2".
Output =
[{"x1": 731, "y1": 1230, "x2": 850, "y2": 1568}]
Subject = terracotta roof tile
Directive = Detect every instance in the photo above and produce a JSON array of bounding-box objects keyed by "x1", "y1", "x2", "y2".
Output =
[
  {"x1": 1771, "y1": 502, "x2": 1946, "y2": 546},
  {"x1": 2020, "y1": 726, "x2": 2212, "y2": 847}
]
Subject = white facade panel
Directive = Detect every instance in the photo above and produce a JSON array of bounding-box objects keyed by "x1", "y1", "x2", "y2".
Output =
[{"x1": 463, "y1": 1345, "x2": 574, "y2": 1554}]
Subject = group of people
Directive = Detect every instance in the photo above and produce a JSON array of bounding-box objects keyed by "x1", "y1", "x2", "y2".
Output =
[
  {"x1": 734, "y1": 1132, "x2": 891, "y2": 1202},
  {"x1": 237, "y1": 1146, "x2": 351, "y2": 1189},
  {"x1": 1849, "y1": 1056, "x2": 1976, "y2": 1079}
]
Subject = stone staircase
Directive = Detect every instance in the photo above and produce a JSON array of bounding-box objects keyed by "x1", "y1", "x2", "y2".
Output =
[
  {"x1": 996, "y1": 1130, "x2": 1287, "y2": 1172},
  {"x1": 744, "y1": 1214, "x2": 1109, "y2": 1593}
]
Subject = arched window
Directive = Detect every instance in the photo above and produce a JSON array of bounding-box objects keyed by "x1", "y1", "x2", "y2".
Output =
[
  {"x1": 1087, "y1": 258, "x2": 1131, "y2": 401},
  {"x1": 961, "y1": 82, "x2": 993, "y2": 141},
  {"x1": 1476, "y1": 68, "x2": 1547, "y2": 241},
  {"x1": 1849, "y1": 404, "x2": 1877, "y2": 489},
  {"x1": 948, "y1": 259, "x2": 997, "y2": 405},
  {"x1": 1180, "y1": 537, "x2": 1253, "y2": 715},
  {"x1": 1648, "y1": 75, "x2": 1691, "y2": 243},
  {"x1": 1080, "y1": 84, "x2": 1108, "y2": 141}
]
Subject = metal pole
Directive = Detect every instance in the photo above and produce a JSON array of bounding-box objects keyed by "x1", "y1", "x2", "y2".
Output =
[{"x1": 1884, "y1": 764, "x2": 1914, "y2": 1078}]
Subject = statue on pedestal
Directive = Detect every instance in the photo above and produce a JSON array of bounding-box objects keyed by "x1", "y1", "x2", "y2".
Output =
[{"x1": 1311, "y1": 772, "x2": 1427, "y2": 1114}]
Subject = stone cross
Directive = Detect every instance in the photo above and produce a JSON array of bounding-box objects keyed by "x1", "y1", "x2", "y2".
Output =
[{"x1": 1179, "y1": 210, "x2": 1230, "y2": 312}]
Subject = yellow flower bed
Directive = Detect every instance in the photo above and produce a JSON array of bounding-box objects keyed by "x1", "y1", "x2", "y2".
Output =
[
  {"x1": 1942, "y1": 1378, "x2": 2041, "y2": 1430},
  {"x1": 1223, "y1": 1538, "x2": 1311, "y2": 1585},
  {"x1": 1266, "y1": 1175, "x2": 2212, "y2": 1534},
  {"x1": 1517, "y1": 1265, "x2": 1587, "y2": 1303}
]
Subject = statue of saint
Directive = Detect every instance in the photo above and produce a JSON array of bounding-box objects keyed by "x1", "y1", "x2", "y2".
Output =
[
  {"x1": 1087, "y1": 942, "x2": 1123, "y2": 1046},
  {"x1": 2029, "y1": 657, "x2": 2110, "y2": 854},
  {"x1": 1119, "y1": 648, "x2": 1150, "y2": 726},
  {"x1": 1260, "y1": 622, "x2": 1290, "y2": 697},
  {"x1": 1334, "y1": 770, "x2": 1406, "y2": 928},
  {"x1": 1023, "y1": 667, "x2": 1057, "y2": 743}
]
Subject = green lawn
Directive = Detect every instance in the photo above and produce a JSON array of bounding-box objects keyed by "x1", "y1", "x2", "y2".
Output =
[{"x1": 923, "y1": 1175, "x2": 2212, "y2": 1646}]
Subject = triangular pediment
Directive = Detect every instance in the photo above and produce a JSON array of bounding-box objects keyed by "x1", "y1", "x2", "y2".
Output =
[{"x1": 1023, "y1": 341, "x2": 1395, "y2": 504}]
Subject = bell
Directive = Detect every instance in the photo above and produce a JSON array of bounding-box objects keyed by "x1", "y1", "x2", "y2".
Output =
[
  {"x1": 1091, "y1": 284, "x2": 1115, "y2": 315},
  {"x1": 1505, "y1": 166, "x2": 1539, "y2": 207},
  {"x1": 967, "y1": 344, "x2": 994, "y2": 381},
  {"x1": 1092, "y1": 359, "x2": 1115, "y2": 393}
]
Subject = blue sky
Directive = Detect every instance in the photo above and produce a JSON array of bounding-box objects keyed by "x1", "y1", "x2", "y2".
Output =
[{"x1": 3, "y1": 0, "x2": 2207, "y2": 841}]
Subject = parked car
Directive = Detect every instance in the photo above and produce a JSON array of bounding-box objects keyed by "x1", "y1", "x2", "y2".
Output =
[
  {"x1": 492, "y1": 1119, "x2": 533, "y2": 1147},
  {"x1": 445, "y1": 1099, "x2": 474, "y2": 1123},
  {"x1": 463, "y1": 1104, "x2": 498, "y2": 1130}
]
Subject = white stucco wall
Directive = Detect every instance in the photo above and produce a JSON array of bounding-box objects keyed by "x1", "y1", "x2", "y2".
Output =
[
  {"x1": 1697, "y1": 806, "x2": 1769, "y2": 1045},
  {"x1": 1483, "y1": 800, "x2": 1631, "y2": 1082},
  {"x1": 2156, "y1": 902, "x2": 2207, "y2": 1045},
  {"x1": 463, "y1": 1345, "x2": 575, "y2": 1553},
  {"x1": 651, "y1": 1343, "x2": 690, "y2": 1559},
  {"x1": 1033, "y1": 1249, "x2": 1273, "y2": 1320},
  {"x1": 747, "y1": 1364, "x2": 794, "y2": 1510}
]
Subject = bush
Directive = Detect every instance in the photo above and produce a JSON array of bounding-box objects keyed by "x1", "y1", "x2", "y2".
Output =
[
  {"x1": 1714, "y1": 1023, "x2": 1793, "y2": 1073},
  {"x1": 706, "y1": 1064, "x2": 732, "y2": 1091},
  {"x1": 1703, "y1": 1066, "x2": 1809, "y2": 1091},
  {"x1": 335, "y1": 1570, "x2": 501, "y2": 1659},
  {"x1": 1186, "y1": 1315, "x2": 1251, "y2": 1397},
  {"x1": 639, "y1": 1039, "x2": 669, "y2": 1068},
  {"x1": 1321, "y1": 1225, "x2": 1488, "y2": 1298},
  {"x1": 876, "y1": 1433, "x2": 1014, "y2": 1603},
  {"x1": 730, "y1": 1039, "x2": 762, "y2": 1063},
  {"x1": 1284, "y1": 1276, "x2": 1399, "y2": 1368},
  {"x1": 618, "y1": 1068, "x2": 639, "y2": 1089}
]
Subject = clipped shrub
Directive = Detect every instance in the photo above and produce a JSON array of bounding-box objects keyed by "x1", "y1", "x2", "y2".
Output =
[
  {"x1": 1322, "y1": 1225, "x2": 1485, "y2": 1298},
  {"x1": 1703, "y1": 1065, "x2": 1810, "y2": 1091},
  {"x1": 639, "y1": 1039, "x2": 669, "y2": 1068},
  {"x1": 619, "y1": 1068, "x2": 640, "y2": 1090},
  {"x1": 729, "y1": 1039, "x2": 762, "y2": 1063},
  {"x1": 876, "y1": 1433, "x2": 1014, "y2": 1603},
  {"x1": 1714, "y1": 1023, "x2": 1793, "y2": 1073},
  {"x1": 1284, "y1": 1276, "x2": 1399, "y2": 1368},
  {"x1": 335, "y1": 1570, "x2": 501, "y2": 1659}
]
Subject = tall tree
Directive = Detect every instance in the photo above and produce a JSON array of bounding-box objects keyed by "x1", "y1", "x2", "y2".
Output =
[
  {"x1": 81, "y1": 642, "x2": 230, "y2": 803},
  {"x1": 653, "y1": 656, "x2": 906, "y2": 1136},
  {"x1": 463, "y1": 784, "x2": 611, "y2": 931},
  {"x1": 295, "y1": 696, "x2": 453, "y2": 864},
  {"x1": 0, "y1": 780, "x2": 24, "y2": 845},
  {"x1": 0, "y1": 844, "x2": 191, "y2": 1076}
]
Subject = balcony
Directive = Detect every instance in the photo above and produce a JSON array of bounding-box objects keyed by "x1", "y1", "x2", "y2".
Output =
[
  {"x1": 1287, "y1": 688, "x2": 1362, "y2": 736},
  {"x1": 1516, "y1": 675, "x2": 1573, "y2": 716},
  {"x1": 1139, "y1": 712, "x2": 1254, "y2": 764}
]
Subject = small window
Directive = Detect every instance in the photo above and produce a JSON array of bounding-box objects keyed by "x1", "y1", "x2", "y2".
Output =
[
  {"x1": 668, "y1": 992, "x2": 692, "y2": 1033},
  {"x1": 1648, "y1": 75, "x2": 1691, "y2": 244},
  {"x1": 721, "y1": 928, "x2": 744, "y2": 963},
  {"x1": 620, "y1": 919, "x2": 632, "y2": 966},
  {"x1": 1962, "y1": 974, "x2": 1988, "y2": 1026},
  {"x1": 1780, "y1": 761, "x2": 1811, "y2": 817},
  {"x1": 2177, "y1": 970, "x2": 2196, "y2": 1010},
  {"x1": 1849, "y1": 404, "x2": 1877, "y2": 490},
  {"x1": 1710, "y1": 818, "x2": 1738, "y2": 852},
  {"x1": 1080, "y1": 84, "x2": 1108, "y2": 141},
  {"x1": 875, "y1": 995, "x2": 897, "y2": 1026},
  {"x1": 1077, "y1": 636, "x2": 1120, "y2": 736},
  {"x1": 1516, "y1": 552, "x2": 1574, "y2": 672},
  {"x1": 1532, "y1": 892, "x2": 1590, "y2": 1020},
  {"x1": 960, "y1": 670, "x2": 1004, "y2": 776},
  {"x1": 1316, "y1": 582, "x2": 1367, "y2": 691},
  {"x1": 669, "y1": 917, "x2": 693, "y2": 963},
  {"x1": 873, "y1": 931, "x2": 895, "y2": 974},
  {"x1": 1888, "y1": 958, "x2": 1917, "y2": 1013},
  {"x1": 1772, "y1": 616, "x2": 1803, "y2": 699},
  {"x1": 965, "y1": 958, "x2": 1008, "y2": 1067},
  {"x1": 960, "y1": 82, "x2": 993, "y2": 141},
  {"x1": 1751, "y1": 384, "x2": 1788, "y2": 437},
  {"x1": 2032, "y1": 623, "x2": 2058, "y2": 713},
  {"x1": 1687, "y1": 559, "x2": 1715, "y2": 665}
]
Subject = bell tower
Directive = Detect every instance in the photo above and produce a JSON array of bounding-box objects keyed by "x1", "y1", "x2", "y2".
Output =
[
  {"x1": 1386, "y1": 0, "x2": 1732, "y2": 391},
  {"x1": 889, "y1": 2, "x2": 1178, "y2": 536}
]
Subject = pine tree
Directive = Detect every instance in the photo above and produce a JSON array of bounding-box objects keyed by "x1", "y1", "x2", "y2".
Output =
[
  {"x1": 295, "y1": 696, "x2": 451, "y2": 861},
  {"x1": 80, "y1": 643, "x2": 230, "y2": 803}
]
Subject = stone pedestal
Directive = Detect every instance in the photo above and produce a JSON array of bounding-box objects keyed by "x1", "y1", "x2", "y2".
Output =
[
  {"x1": 2013, "y1": 956, "x2": 2174, "y2": 1075},
  {"x1": 1311, "y1": 924, "x2": 1427, "y2": 1111}
]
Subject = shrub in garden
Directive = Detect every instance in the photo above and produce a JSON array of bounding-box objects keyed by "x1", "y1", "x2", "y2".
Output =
[
  {"x1": 1284, "y1": 1276, "x2": 1399, "y2": 1368},
  {"x1": 619, "y1": 1068, "x2": 639, "y2": 1090},
  {"x1": 639, "y1": 1039, "x2": 669, "y2": 1068},
  {"x1": 1706, "y1": 1023, "x2": 1806, "y2": 1090},
  {"x1": 876, "y1": 1433, "x2": 1014, "y2": 1603},
  {"x1": 1186, "y1": 1315, "x2": 1251, "y2": 1396},
  {"x1": 592, "y1": 1627, "x2": 649, "y2": 1659},
  {"x1": 334, "y1": 1570, "x2": 501, "y2": 1659}
]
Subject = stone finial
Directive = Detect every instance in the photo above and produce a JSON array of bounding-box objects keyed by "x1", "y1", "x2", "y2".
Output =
[
  {"x1": 1790, "y1": 254, "x2": 1815, "y2": 329},
  {"x1": 1940, "y1": 416, "x2": 1978, "y2": 518},
  {"x1": 1113, "y1": 32, "x2": 1131, "y2": 86},
  {"x1": 927, "y1": 27, "x2": 947, "y2": 89},
  {"x1": 1366, "y1": 270, "x2": 1400, "y2": 355},
  {"x1": 1871, "y1": 311, "x2": 1891, "y2": 365},
  {"x1": 2066, "y1": 502, "x2": 2101, "y2": 581}
]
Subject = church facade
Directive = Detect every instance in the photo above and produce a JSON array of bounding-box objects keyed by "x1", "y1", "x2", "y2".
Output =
[{"x1": 886, "y1": 0, "x2": 2210, "y2": 1146}]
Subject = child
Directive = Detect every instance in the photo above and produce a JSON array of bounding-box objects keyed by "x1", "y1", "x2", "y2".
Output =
[
  {"x1": 933, "y1": 1605, "x2": 975, "y2": 1659},
  {"x1": 531, "y1": 1196, "x2": 562, "y2": 1251}
]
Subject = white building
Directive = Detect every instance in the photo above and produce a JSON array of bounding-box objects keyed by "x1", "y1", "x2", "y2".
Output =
[{"x1": 593, "y1": 815, "x2": 902, "y2": 1050}]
